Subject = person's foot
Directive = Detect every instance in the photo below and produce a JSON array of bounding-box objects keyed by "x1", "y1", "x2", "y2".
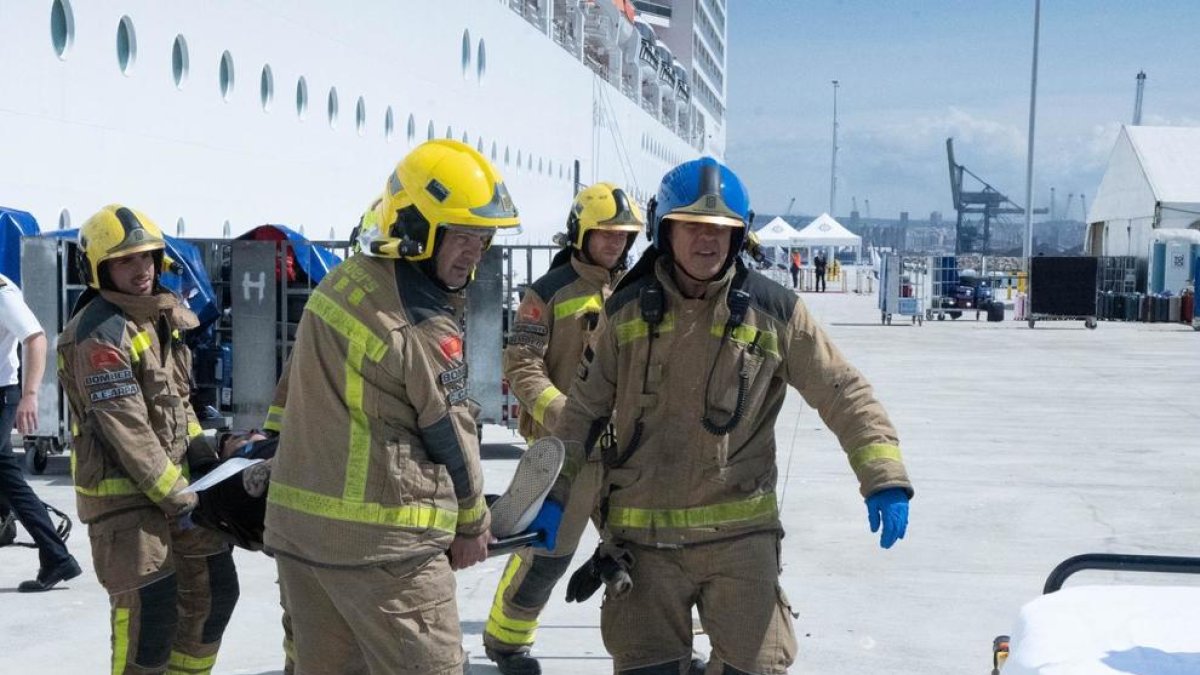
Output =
[
  {"x1": 489, "y1": 437, "x2": 565, "y2": 538},
  {"x1": 18, "y1": 555, "x2": 82, "y2": 592},
  {"x1": 486, "y1": 647, "x2": 542, "y2": 675}
]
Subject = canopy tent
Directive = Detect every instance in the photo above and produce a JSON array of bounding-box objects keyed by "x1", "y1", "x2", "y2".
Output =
[
  {"x1": 793, "y1": 213, "x2": 862, "y2": 248},
  {"x1": 1087, "y1": 125, "x2": 1200, "y2": 256},
  {"x1": 753, "y1": 216, "x2": 806, "y2": 246},
  {"x1": 0, "y1": 207, "x2": 40, "y2": 284}
]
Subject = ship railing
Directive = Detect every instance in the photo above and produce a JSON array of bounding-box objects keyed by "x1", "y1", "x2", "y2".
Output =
[{"x1": 638, "y1": 38, "x2": 661, "y2": 71}]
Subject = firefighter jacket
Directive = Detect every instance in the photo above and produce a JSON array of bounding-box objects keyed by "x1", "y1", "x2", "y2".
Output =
[
  {"x1": 505, "y1": 254, "x2": 619, "y2": 440},
  {"x1": 263, "y1": 254, "x2": 489, "y2": 568},
  {"x1": 58, "y1": 289, "x2": 202, "y2": 524},
  {"x1": 552, "y1": 254, "x2": 913, "y2": 548}
]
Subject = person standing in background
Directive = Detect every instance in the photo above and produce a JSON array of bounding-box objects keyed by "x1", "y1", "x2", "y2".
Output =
[{"x1": 0, "y1": 272, "x2": 82, "y2": 592}]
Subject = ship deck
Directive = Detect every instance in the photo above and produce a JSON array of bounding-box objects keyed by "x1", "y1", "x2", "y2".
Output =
[{"x1": 4, "y1": 290, "x2": 1198, "y2": 674}]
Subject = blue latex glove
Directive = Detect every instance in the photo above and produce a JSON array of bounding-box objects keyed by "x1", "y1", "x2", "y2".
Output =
[
  {"x1": 527, "y1": 499, "x2": 564, "y2": 551},
  {"x1": 865, "y1": 488, "x2": 909, "y2": 549}
]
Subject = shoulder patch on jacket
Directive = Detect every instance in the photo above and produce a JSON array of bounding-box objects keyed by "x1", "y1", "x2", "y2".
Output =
[
  {"x1": 74, "y1": 297, "x2": 127, "y2": 347},
  {"x1": 742, "y1": 270, "x2": 796, "y2": 324},
  {"x1": 529, "y1": 264, "x2": 580, "y2": 304}
]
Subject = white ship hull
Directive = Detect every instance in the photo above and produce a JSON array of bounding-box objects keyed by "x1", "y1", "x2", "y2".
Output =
[{"x1": 0, "y1": 1, "x2": 711, "y2": 243}]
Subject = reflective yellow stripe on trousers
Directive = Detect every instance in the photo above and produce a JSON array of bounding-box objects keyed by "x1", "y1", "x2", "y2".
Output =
[
  {"x1": 166, "y1": 649, "x2": 217, "y2": 674},
  {"x1": 607, "y1": 492, "x2": 779, "y2": 531},
  {"x1": 485, "y1": 555, "x2": 539, "y2": 646}
]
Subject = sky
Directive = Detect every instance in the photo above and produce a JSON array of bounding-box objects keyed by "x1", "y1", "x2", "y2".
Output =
[{"x1": 724, "y1": 1, "x2": 1200, "y2": 221}]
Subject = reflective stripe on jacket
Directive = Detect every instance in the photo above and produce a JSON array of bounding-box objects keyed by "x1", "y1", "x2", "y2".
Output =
[
  {"x1": 58, "y1": 290, "x2": 201, "y2": 523},
  {"x1": 264, "y1": 254, "x2": 488, "y2": 567},
  {"x1": 504, "y1": 254, "x2": 617, "y2": 440},
  {"x1": 554, "y1": 256, "x2": 912, "y2": 547}
]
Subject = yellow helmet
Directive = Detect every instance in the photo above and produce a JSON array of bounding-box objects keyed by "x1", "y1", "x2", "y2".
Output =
[
  {"x1": 368, "y1": 139, "x2": 520, "y2": 261},
  {"x1": 349, "y1": 193, "x2": 385, "y2": 255},
  {"x1": 565, "y1": 182, "x2": 643, "y2": 251},
  {"x1": 78, "y1": 204, "x2": 167, "y2": 289}
]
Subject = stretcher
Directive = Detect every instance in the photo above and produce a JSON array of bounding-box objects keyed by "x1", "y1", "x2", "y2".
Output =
[{"x1": 992, "y1": 553, "x2": 1200, "y2": 674}]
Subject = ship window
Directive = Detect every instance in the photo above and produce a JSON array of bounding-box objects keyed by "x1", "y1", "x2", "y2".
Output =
[
  {"x1": 516, "y1": 150, "x2": 522, "y2": 172},
  {"x1": 384, "y1": 106, "x2": 395, "y2": 142},
  {"x1": 260, "y1": 64, "x2": 274, "y2": 112},
  {"x1": 462, "y1": 131, "x2": 469, "y2": 145},
  {"x1": 296, "y1": 77, "x2": 309, "y2": 120},
  {"x1": 446, "y1": 126, "x2": 453, "y2": 140},
  {"x1": 427, "y1": 121, "x2": 435, "y2": 141},
  {"x1": 116, "y1": 16, "x2": 137, "y2": 76},
  {"x1": 50, "y1": 0, "x2": 74, "y2": 60},
  {"x1": 491, "y1": 142, "x2": 498, "y2": 162},
  {"x1": 58, "y1": 209, "x2": 71, "y2": 230},
  {"x1": 219, "y1": 51, "x2": 235, "y2": 102},
  {"x1": 477, "y1": 39, "x2": 487, "y2": 82},
  {"x1": 504, "y1": 147, "x2": 510, "y2": 166},
  {"x1": 327, "y1": 87, "x2": 339, "y2": 129},
  {"x1": 527, "y1": 154, "x2": 532, "y2": 171},
  {"x1": 461, "y1": 30, "x2": 471, "y2": 78},
  {"x1": 476, "y1": 137, "x2": 484, "y2": 154},
  {"x1": 538, "y1": 158, "x2": 543, "y2": 174},
  {"x1": 222, "y1": 220, "x2": 232, "y2": 238},
  {"x1": 356, "y1": 97, "x2": 366, "y2": 136},
  {"x1": 171, "y1": 35, "x2": 189, "y2": 89},
  {"x1": 176, "y1": 218, "x2": 186, "y2": 237},
  {"x1": 407, "y1": 114, "x2": 416, "y2": 143}
]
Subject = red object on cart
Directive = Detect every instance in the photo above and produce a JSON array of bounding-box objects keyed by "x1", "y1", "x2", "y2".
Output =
[{"x1": 245, "y1": 225, "x2": 296, "y2": 282}]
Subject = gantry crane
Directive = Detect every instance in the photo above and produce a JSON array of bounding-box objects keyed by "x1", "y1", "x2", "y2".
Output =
[{"x1": 946, "y1": 137, "x2": 1045, "y2": 253}]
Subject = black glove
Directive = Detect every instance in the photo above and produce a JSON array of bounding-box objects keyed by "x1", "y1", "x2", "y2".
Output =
[{"x1": 565, "y1": 544, "x2": 634, "y2": 602}]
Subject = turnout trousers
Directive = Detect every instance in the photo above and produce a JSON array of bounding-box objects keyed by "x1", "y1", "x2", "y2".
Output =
[
  {"x1": 88, "y1": 508, "x2": 239, "y2": 674},
  {"x1": 276, "y1": 551, "x2": 466, "y2": 675},
  {"x1": 484, "y1": 456, "x2": 605, "y2": 654},
  {"x1": 602, "y1": 532, "x2": 797, "y2": 674}
]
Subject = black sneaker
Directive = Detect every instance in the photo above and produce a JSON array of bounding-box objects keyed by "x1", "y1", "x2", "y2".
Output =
[
  {"x1": 18, "y1": 555, "x2": 82, "y2": 592},
  {"x1": 485, "y1": 647, "x2": 542, "y2": 675}
]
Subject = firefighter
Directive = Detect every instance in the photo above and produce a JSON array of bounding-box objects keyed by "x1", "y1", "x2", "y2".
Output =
[
  {"x1": 483, "y1": 182, "x2": 643, "y2": 675},
  {"x1": 552, "y1": 157, "x2": 914, "y2": 674},
  {"x1": 58, "y1": 205, "x2": 239, "y2": 674},
  {"x1": 263, "y1": 139, "x2": 524, "y2": 674}
]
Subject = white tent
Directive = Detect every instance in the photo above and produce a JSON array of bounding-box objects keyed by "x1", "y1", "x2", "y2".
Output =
[
  {"x1": 1087, "y1": 125, "x2": 1200, "y2": 256},
  {"x1": 753, "y1": 216, "x2": 805, "y2": 246},
  {"x1": 794, "y1": 213, "x2": 862, "y2": 248}
]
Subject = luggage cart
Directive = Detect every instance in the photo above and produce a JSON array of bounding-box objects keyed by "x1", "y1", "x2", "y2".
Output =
[
  {"x1": 1025, "y1": 256, "x2": 1099, "y2": 330},
  {"x1": 877, "y1": 253, "x2": 924, "y2": 325}
]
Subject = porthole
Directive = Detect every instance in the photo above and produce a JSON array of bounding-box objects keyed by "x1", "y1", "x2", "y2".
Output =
[
  {"x1": 260, "y1": 65, "x2": 274, "y2": 112},
  {"x1": 461, "y1": 29, "x2": 471, "y2": 77},
  {"x1": 427, "y1": 121, "x2": 435, "y2": 141},
  {"x1": 58, "y1": 209, "x2": 71, "y2": 230},
  {"x1": 116, "y1": 16, "x2": 137, "y2": 75},
  {"x1": 50, "y1": 0, "x2": 74, "y2": 60},
  {"x1": 477, "y1": 39, "x2": 487, "y2": 81},
  {"x1": 219, "y1": 51, "x2": 235, "y2": 102},
  {"x1": 384, "y1": 106, "x2": 395, "y2": 141},
  {"x1": 327, "y1": 87, "x2": 339, "y2": 129},
  {"x1": 171, "y1": 35, "x2": 189, "y2": 89},
  {"x1": 295, "y1": 77, "x2": 309, "y2": 119},
  {"x1": 406, "y1": 114, "x2": 416, "y2": 143},
  {"x1": 356, "y1": 97, "x2": 366, "y2": 136}
]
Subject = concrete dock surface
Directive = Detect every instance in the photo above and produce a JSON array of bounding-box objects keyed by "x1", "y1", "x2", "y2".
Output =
[{"x1": 3, "y1": 290, "x2": 1197, "y2": 674}]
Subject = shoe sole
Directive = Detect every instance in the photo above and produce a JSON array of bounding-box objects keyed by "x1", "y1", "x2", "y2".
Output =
[{"x1": 488, "y1": 437, "x2": 565, "y2": 538}]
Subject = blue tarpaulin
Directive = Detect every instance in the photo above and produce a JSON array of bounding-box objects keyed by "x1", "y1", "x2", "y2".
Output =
[
  {"x1": 236, "y1": 224, "x2": 342, "y2": 284},
  {"x1": 45, "y1": 229, "x2": 220, "y2": 333},
  {"x1": 0, "y1": 207, "x2": 41, "y2": 285}
]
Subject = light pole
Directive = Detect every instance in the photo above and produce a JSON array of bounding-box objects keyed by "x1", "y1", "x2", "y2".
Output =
[
  {"x1": 1022, "y1": 0, "x2": 1041, "y2": 262},
  {"x1": 829, "y1": 80, "x2": 839, "y2": 217}
]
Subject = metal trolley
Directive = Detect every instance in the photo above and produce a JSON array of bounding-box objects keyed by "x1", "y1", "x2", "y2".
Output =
[{"x1": 878, "y1": 252, "x2": 925, "y2": 325}]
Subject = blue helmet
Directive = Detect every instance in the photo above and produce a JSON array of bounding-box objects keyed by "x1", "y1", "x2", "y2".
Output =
[{"x1": 647, "y1": 157, "x2": 752, "y2": 259}]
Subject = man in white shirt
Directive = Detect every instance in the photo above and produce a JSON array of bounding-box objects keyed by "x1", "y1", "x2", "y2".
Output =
[{"x1": 0, "y1": 272, "x2": 81, "y2": 592}]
